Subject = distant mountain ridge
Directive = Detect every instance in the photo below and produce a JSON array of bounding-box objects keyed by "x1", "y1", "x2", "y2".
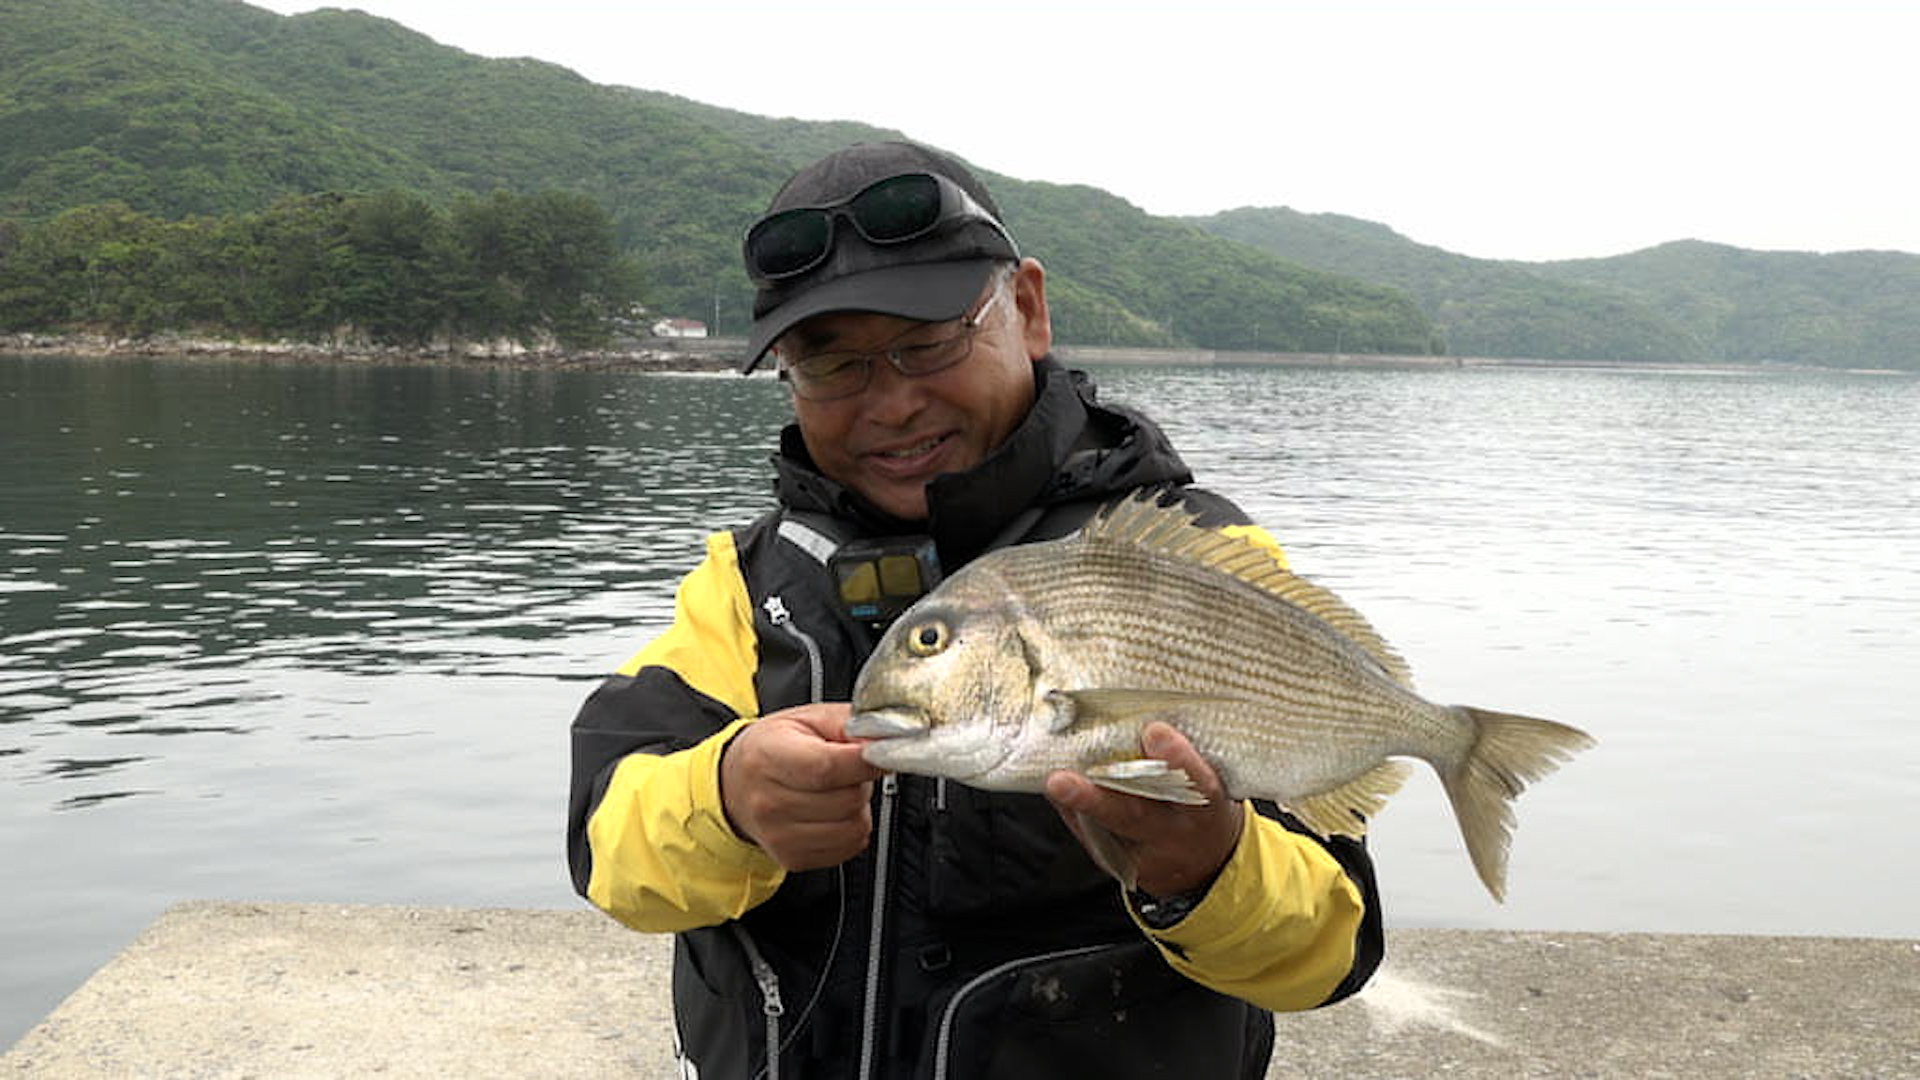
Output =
[
  {"x1": 1187, "y1": 208, "x2": 1918, "y2": 370},
  {"x1": 2, "y1": 0, "x2": 1911, "y2": 368}
]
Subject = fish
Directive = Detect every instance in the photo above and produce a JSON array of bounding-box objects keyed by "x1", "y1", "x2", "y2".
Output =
[{"x1": 845, "y1": 491, "x2": 1595, "y2": 900}]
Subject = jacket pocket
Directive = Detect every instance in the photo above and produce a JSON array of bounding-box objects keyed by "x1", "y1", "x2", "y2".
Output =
[
  {"x1": 672, "y1": 927, "x2": 777, "y2": 1080},
  {"x1": 924, "y1": 940, "x2": 1271, "y2": 1080}
]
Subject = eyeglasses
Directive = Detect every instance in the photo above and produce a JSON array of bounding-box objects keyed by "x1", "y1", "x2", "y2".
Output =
[
  {"x1": 777, "y1": 277, "x2": 1010, "y2": 402},
  {"x1": 744, "y1": 172, "x2": 1017, "y2": 285}
]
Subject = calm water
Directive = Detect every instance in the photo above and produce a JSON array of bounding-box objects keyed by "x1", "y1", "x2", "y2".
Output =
[{"x1": 2, "y1": 354, "x2": 1916, "y2": 1045}]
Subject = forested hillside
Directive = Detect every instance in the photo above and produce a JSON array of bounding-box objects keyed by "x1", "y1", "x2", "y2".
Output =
[
  {"x1": 0, "y1": 0, "x2": 1433, "y2": 353},
  {"x1": 1535, "y1": 241, "x2": 1920, "y2": 371},
  {"x1": 1189, "y1": 209, "x2": 1705, "y2": 362},
  {"x1": 3, "y1": 0, "x2": 1909, "y2": 367},
  {"x1": 1190, "y1": 208, "x2": 1918, "y2": 369}
]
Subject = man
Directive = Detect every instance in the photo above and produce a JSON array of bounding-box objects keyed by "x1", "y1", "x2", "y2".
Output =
[{"x1": 568, "y1": 141, "x2": 1382, "y2": 1078}]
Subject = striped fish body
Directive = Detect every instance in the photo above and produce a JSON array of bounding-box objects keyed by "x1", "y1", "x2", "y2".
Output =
[
  {"x1": 848, "y1": 494, "x2": 1595, "y2": 900},
  {"x1": 989, "y1": 532, "x2": 1461, "y2": 804}
]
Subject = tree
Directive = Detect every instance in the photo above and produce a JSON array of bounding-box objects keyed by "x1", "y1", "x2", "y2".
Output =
[
  {"x1": 2, "y1": 188, "x2": 646, "y2": 348},
  {"x1": 448, "y1": 190, "x2": 643, "y2": 348}
]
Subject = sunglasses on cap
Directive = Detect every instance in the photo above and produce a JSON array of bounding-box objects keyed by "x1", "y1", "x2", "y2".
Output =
[{"x1": 744, "y1": 172, "x2": 1017, "y2": 285}]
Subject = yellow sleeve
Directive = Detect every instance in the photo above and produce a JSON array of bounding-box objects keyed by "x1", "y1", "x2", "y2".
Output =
[
  {"x1": 1219, "y1": 523, "x2": 1289, "y2": 570},
  {"x1": 613, "y1": 531, "x2": 760, "y2": 716},
  {"x1": 586, "y1": 717, "x2": 787, "y2": 932},
  {"x1": 583, "y1": 532, "x2": 781, "y2": 931},
  {"x1": 1130, "y1": 803, "x2": 1365, "y2": 1011}
]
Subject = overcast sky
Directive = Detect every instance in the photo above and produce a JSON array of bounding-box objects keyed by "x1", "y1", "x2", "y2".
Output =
[{"x1": 250, "y1": 1, "x2": 1917, "y2": 263}]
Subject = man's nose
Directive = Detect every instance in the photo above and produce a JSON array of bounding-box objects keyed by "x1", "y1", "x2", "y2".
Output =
[{"x1": 858, "y1": 356, "x2": 928, "y2": 422}]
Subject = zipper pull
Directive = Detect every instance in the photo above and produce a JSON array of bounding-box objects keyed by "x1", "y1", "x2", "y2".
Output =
[
  {"x1": 763, "y1": 595, "x2": 791, "y2": 626},
  {"x1": 749, "y1": 954, "x2": 785, "y2": 1018}
]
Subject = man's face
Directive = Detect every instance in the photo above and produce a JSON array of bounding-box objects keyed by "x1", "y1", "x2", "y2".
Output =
[{"x1": 781, "y1": 260, "x2": 1052, "y2": 522}]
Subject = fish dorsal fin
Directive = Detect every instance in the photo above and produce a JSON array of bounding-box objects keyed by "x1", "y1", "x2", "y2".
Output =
[
  {"x1": 1283, "y1": 760, "x2": 1415, "y2": 840},
  {"x1": 1251, "y1": 568, "x2": 1416, "y2": 689},
  {"x1": 1082, "y1": 494, "x2": 1416, "y2": 688}
]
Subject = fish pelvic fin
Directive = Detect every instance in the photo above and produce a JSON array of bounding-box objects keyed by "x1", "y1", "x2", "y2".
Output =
[
  {"x1": 1284, "y1": 760, "x2": 1414, "y2": 840},
  {"x1": 1073, "y1": 811, "x2": 1138, "y2": 889},
  {"x1": 1441, "y1": 706, "x2": 1597, "y2": 902},
  {"x1": 1085, "y1": 759, "x2": 1209, "y2": 806}
]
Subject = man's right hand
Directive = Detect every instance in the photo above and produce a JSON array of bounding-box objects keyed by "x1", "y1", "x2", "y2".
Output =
[{"x1": 720, "y1": 703, "x2": 884, "y2": 871}]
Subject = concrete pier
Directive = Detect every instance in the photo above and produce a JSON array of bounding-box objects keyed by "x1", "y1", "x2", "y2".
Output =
[{"x1": 5, "y1": 901, "x2": 1916, "y2": 1077}]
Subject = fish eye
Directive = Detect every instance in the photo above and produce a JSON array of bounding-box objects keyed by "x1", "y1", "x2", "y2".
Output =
[{"x1": 906, "y1": 619, "x2": 950, "y2": 657}]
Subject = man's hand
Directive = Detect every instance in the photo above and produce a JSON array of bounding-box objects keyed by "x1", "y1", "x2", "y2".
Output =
[
  {"x1": 1045, "y1": 721, "x2": 1245, "y2": 898},
  {"x1": 720, "y1": 703, "x2": 884, "y2": 871}
]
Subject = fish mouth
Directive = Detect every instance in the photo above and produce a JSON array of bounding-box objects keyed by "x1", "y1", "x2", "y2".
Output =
[{"x1": 846, "y1": 707, "x2": 929, "y2": 740}]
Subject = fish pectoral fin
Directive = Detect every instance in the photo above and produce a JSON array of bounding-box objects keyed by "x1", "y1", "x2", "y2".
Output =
[
  {"x1": 1284, "y1": 760, "x2": 1414, "y2": 839},
  {"x1": 1085, "y1": 759, "x2": 1210, "y2": 806},
  {"x1": 1040, "y1": 689, "x2": 1078, "y2": 733},
  {"x1": 1073, "y1": 811, "x2": 1139, "y2": 889},
  {"x1": 1059, "y1": 688, "x2": 1238, "y2": 726}
]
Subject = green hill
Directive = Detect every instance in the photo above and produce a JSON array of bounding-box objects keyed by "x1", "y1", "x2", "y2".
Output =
[
  {"x1": 6, "y1": 0, "x2": 1909, "y2": 367},
  {"x1": 1535, "y1": 241, "x2": 1920, "y2": 370},
  {"x1": 0, "y1": 0, "x2": 443, "y2": 214},
  {"x1": 1189, "y1": 207, "x2": 1918, "y2": 370},
  {"x1": 0, "y1": 0, "x2": 1434, "y2": 353},
  {"x1": 1188, "y1": 208, "x2": 1706, "y2": 362}
]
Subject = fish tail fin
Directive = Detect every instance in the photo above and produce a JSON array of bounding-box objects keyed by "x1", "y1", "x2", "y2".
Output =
[{"x1": 1439, "y1": 706, "x2": 1596, "y2": 902}]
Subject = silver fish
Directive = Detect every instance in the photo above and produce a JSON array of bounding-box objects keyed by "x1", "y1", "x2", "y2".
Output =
[{"x1": 846, "y1": 493, "x2": 1595, "y2": 900}]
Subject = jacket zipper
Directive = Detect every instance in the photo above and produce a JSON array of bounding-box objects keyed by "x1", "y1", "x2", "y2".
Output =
[
  {"x1": 729, "y1": 924, "x2": 786, "y2": 1080},
  {"x1": 763, "y1": 594, "x2": 824, "y2": 703},
  {"x1": 765, "y1": 589, "x2": 894, "y2": 1077},
  {"x1": 857, "y1": 772, "x2": 899, "y2": 1080},
  {"x1": 732, "y1": 593, "x2": 818, "y2": 1080},
  {"x1": 931, "y1": 944, "x2": 1113, "y2": 1079}
]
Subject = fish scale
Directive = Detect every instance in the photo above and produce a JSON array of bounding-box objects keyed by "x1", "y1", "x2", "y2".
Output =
[{"x1": 849, "y1": 493, "x2": 1595, "y2": 901}]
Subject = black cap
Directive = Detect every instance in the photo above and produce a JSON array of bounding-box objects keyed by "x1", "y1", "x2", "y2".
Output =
[{"x1": 740, "y1": 142, "x2": 1019, "y2": 373}]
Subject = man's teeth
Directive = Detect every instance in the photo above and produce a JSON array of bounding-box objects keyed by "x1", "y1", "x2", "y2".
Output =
[{"x1": 882, "y1": 438, "x2": 942, "y2": 459}]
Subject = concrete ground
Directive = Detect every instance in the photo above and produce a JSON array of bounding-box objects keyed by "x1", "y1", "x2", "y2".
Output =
[{"x1": 5, "y1": 901, "x2": 1915, "y2": 1078}]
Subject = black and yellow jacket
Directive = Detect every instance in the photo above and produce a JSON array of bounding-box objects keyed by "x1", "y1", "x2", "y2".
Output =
[{"x1": 567, "y1": 359, "x2": 1383, "y2": 1079}]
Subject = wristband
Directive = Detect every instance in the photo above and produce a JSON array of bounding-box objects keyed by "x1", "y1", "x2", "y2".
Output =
[{"x1": 1129, "y1": 885, "x2": 1206, "y2": 930}]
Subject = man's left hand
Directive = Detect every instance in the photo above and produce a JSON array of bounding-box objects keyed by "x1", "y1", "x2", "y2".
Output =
[{"x1": 1044, "y1": 721, "x2": 1245, "y2": 898}]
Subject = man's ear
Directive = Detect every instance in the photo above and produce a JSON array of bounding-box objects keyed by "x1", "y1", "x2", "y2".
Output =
[{"x1": 1012, "y1": 258, "x2": 1053, "y2": 361}]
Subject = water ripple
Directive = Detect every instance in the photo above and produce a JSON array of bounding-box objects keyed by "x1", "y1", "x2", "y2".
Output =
[{"x1": 2, "y1": 356, "x2": 1915, "y2": 976}]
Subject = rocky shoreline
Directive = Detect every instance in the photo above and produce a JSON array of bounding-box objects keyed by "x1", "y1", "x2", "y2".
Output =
[
  {"x1": 0, "y1": 332, "x2": 1499, "y2": 373},
  {"x1": 5, "y1": 331, "x2": 1873, "y2": 376},
  {"x1": 0, "y1": 332, "x2": 742, "y2": 373}
]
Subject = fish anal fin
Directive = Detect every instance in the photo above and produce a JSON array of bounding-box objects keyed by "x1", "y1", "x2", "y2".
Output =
[
  {"x1": 1284, "y1": 760, "x2": 1415, "y2": 839},
  {"x1": 1085, "y1": 759, "x2": 1209, "y2": 806}
]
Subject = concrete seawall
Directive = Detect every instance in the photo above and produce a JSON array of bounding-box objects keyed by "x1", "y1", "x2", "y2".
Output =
[{"x1": 5, "y1": 902, "x2": 1915, "y2": 1078}]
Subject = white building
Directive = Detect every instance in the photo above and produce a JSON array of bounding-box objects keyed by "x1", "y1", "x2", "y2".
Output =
[{"x1": 651, "y1": 318, "x2": 708, "y2": 339}]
